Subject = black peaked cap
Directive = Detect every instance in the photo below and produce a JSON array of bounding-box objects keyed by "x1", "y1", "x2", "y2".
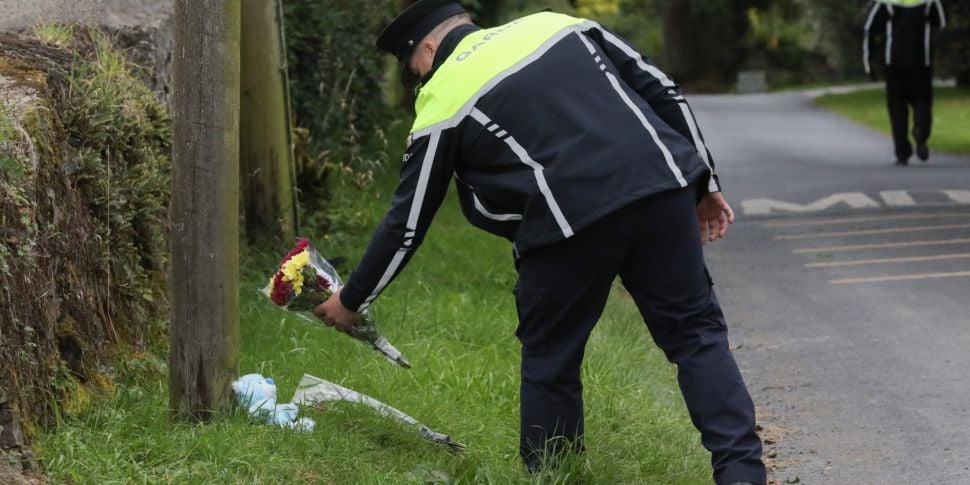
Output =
[{"x1": 376, "y1": 0, "x2": 467, "y2": 63}]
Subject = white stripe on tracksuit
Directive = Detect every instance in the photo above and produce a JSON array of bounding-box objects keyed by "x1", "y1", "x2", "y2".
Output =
[
  {"x1": 863, "y1": 3, "x2": 881, "y2": 74},
  {"x1": 358, "y1": 130, "x2": 442, "y2": 311},
  {"x1": 924, "y1": 16, "x2": 931, "y2": 66},
  {"x1": 598, "y1": 29, "x2": 675, "y2": 88},
  {"x1": 930, "y1": 0, "x2": 946, "y2": 28},
  {"x1": 925, "y1": 0, "x2": 946, "y2": 65},
  {"x1": 886, "y1": 16, "x2": 893, "y2": 65},
  {"x1": 473, "y1": 194, "x2": 522, "y2": 221},
  {"x1": 584, "y1": 31, "x2": 713, "y2": 190},
  {"x1": 469, "y1": 108, "x2": 574, "y2": 238}
]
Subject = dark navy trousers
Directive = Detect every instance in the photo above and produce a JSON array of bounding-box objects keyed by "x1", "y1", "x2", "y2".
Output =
[
  {"x1": 513, "y1": 188, "x2": 765, "y2": 485},
  {"x1": 885, "y1": 65, "x2": 933, "y2": 162}
]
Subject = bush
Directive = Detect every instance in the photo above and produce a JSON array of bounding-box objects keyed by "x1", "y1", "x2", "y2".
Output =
[
  {"x1": 938, "y1": 1, "x2": 970, "y2": 86},
  {"x1": 283, "y1": 0, "x2": 396, "y2": 226}
]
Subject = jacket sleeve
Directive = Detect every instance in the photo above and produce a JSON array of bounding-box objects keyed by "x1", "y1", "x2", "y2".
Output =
[
  {"x1": 929, "y1": 0, "x2": 946, "y2": 29},
  {"x1": 583, "y1": 24, "x2": 720, "y2": 194},
  {"x1": 340, "y1": 130, "x2": 454, "y2": 313},
  {"x1": 863, "y1": 1, "x2": 888, "y2": 75}
]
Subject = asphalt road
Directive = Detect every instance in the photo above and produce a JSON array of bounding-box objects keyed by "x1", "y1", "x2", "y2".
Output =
[{"x1": 691, "y1": 88, "x2": 970, "y2": 484}]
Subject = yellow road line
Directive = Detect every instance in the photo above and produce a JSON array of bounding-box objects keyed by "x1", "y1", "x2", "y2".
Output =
[
  {"x1": 830, "y1": 271, "x2": 970, "y2": 284},
  {"x1": 763, "y1": 212, "x2": 970, "y2": 228},
  {"x1": 775, "y1": 223, "x2": 970, "y2": 240},
  {"x1": 793, "y1": 238, "x2": 970, "y2": 253},
  {"x1": 807, "y1": 252, "x2": 970, "y2": 268}
]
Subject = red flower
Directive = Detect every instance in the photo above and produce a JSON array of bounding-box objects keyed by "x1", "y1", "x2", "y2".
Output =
[
  {"x1": 270, "y1": 272, "x2": 294, "y2": 306},
  {"x1": 282, "y1": 239, "x2": 311, "y2": 266},
  {"x1": 315, "y1": 275, "x2": 331, "y2": 291}
]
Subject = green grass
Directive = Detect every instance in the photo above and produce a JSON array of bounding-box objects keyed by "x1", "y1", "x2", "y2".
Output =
[
  {"x1": 37, "y1": 126, "x2": 710, "y2": 484},
  {"x1": 32, "y1": 23, "x2": 74, "y2": 47},
  {"x1": 816, "y1": 86, "x2": 970, "y2": 155}
]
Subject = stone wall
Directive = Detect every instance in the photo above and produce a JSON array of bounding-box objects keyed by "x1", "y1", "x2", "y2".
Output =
[
  {"x1": 0, "y1": 4, "x2": 175, "y2": 481},
  {"x1": 0, "y1": 0, "x2": 174, "y2": 105},
  {"x1": 0, "y1": 0, "x2": 172, "y2": 32}
]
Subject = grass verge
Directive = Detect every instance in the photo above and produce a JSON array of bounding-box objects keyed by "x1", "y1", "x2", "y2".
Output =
[
  {"x1": 815, "y1": 86, "x2": 970, "y2": 155},
  {"x1": 37, "y1": 119, "x2": 710, "y2": 484}
]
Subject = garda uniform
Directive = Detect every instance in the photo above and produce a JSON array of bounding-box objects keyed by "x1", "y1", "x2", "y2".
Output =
[
  {"x1": 343, "y1": 1, "x2": 766, "y2": 483},
  {"x1": 864, "y1": 0, "x2": 947, "y2": 164}
]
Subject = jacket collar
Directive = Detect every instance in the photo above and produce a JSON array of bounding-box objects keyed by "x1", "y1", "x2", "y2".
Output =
[{"x1": 419, "y1": 24, "x2": 481, "y2": 87}]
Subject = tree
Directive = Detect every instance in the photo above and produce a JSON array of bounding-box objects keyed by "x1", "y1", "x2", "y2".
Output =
[
  {"x1": 810, "y1": 0, "x2": 874, "y2": 78},
  {"x1": 169, "y1": 0, "x2": 241, "y2": 422},
  {"x1": 283, "y1": 0, "x2": 392, "y2": 215},
  {"x1": 240, "y1": 0, "x2": 298, "y2": 243},
  {"x1": 661, "y1": 0, "x2": 691, "y2": 81},
  {"x1": 662, "y1": 0, "x2": 760, "y2": 90},
  {"x1": 939, "y1": 1, "x2": 970, "y2": 86}
]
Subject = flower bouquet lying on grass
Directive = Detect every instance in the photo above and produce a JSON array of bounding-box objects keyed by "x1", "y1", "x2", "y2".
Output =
[
  {"x1": 292, "y1": 373, "x2": 466, "y2": 454},
  {"x1": 265, "y1": 239, "x2": 411, "y2": 368}
]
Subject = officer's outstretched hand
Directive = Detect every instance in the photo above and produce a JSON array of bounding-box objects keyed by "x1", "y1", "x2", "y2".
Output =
[
  {"x1": 696, "y1": 192, "x2": 735, "y2": 245},
  {"x1": 314, "y1": 289, "x2": 361, "y2": 333}
]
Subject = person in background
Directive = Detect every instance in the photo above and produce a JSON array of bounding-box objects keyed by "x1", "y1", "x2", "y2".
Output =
[
  {"x1": 315, "y1": 1, "x2": 766, "y2": 483},
  {"x1": 864, "y1": 0, "x2": 946, "y2": 165}
]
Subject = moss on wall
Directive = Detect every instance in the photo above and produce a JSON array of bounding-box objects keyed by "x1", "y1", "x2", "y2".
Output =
[{"x1": 0, "y1": 28, "x2": 170, "y2": 463}]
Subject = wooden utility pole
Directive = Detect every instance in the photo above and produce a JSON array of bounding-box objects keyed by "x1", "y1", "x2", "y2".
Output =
[
  {"x1": 169, "y1": 0, "x2": 241, "y2": 422},
  {"x1": 240, "y1": 0, "x2": 298, "y2": 243}
]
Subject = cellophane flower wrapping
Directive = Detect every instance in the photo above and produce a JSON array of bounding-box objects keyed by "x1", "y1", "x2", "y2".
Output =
[
  {"x1": 292, "y1": 374, "x2": 465, "y2": 454},
  {"x1": 264, "y1": 239, "x2": 411, "y2": 368}
]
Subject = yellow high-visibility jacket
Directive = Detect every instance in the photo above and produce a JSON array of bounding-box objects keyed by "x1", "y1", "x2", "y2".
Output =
[{"x1": 342, "y1": 12, "x2": 718, "y2": 313}]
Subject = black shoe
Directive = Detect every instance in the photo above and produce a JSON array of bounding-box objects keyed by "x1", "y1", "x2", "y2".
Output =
[
  {"x1": 729, "y1": 482, "x2": 757, "y2": 485},
  {"x1": 895, "y1": 157, "x2": 909, "y2": 166},
  {"x1": 916, "y1": 142, "x2": 930, "y2": 161}
]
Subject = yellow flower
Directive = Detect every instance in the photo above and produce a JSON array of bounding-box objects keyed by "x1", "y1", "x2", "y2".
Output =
[{"x1": 281, "y1": 249, "x2": 310, "y2": 294}]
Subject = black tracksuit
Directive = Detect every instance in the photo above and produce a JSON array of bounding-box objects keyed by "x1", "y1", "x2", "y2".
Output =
[
  {"x1": 864, "y1": 0, "x2": 947, "y2": 162},
  {"x1": 344, "y1": 12, "x2": 765, "y2": 484}
]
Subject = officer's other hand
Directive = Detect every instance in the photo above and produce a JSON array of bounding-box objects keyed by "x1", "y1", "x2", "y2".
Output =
[
  {"x1": 313, "y1": 289, "x2": 361, "y2": 333},
  {"x1": 696, "y1": 192, "x2": 735, "y2": 245}
]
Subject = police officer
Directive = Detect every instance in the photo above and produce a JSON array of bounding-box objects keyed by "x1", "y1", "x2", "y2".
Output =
[
  {"x1": 864, "y1": 0, "x2": 946, "y2": 165},
  {"x1": 315, "y1": 1, "x2": 766, "y2": 483}
]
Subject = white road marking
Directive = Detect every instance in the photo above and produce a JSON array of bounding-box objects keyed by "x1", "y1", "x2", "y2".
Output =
[
  {"x1": 744, "y1": 192, "x2": 879, "y2": 215},
  {"x1": 764, "y1": 212, "x2": 970, "y2": 228},
  {"x1": 830, "y1": 271, "x2": 970, "y2": 285},
  {"x1": 879, "y1": 190, "x2": 917, "y2": 207},
  {"x1": 806, "y1": 252, "x2": 970, "y2": 268},
  {"x1": 775, "y1": 223, "x2": 970, "y2": 241},
  {"x1": 944, "y1": 190, "x2": 970, "y2": 203},
  {"x1": 793, "y1": 238, "x2": 970, "y2": 254},
  {"x1": 743, "y1": 189, "x2": 970, "y2": 215}
]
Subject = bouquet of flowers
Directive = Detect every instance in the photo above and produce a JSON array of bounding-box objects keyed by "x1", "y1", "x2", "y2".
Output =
[{"x1": 265, "y1": 239, "x2": 411, "y2": 368}]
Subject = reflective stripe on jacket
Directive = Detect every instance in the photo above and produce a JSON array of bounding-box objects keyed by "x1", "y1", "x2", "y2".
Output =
[{"x1": 341, "y1": 12, "x2": 717, "y2": 312}]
